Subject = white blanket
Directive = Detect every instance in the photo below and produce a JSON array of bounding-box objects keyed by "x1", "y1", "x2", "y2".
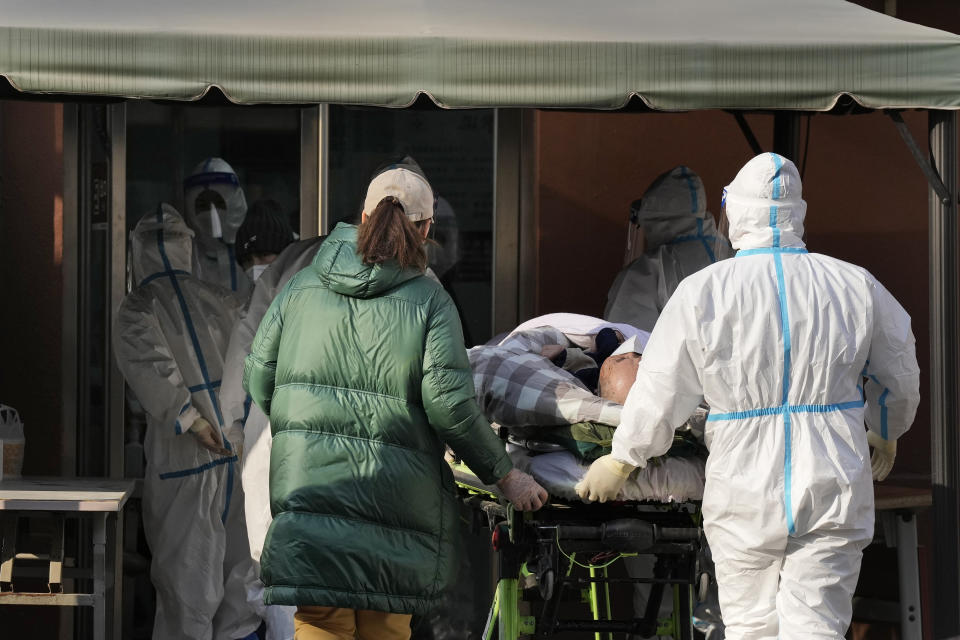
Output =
[{"x1": 508, "y1": 445, "x2": 705, "y2": 503}]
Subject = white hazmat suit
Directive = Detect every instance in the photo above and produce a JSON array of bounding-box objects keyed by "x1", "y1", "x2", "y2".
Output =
[
  {"x1": 605, "y1": 166, "x2": 727, "y2": 332},
  {"x1": 220, "y1": 237, "x2": 327, "y2": 640},
  {"x1": 184, "y1": 157, "x2": 252, "y2": 295},
  {"x1": 114, "y1": 205, "x2": 261, "y2": 640},
  {"x1": 610, "y1": 154, "x2": 920, "y2": 639}
]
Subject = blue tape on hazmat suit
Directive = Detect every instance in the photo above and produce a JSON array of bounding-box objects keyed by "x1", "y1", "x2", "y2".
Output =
[
  {"x1": 114, "y1": 204, "x2": 260, "y2": 640},
  {"x1": 611, "y1": 154, "x2": 920, "y2": 639}
]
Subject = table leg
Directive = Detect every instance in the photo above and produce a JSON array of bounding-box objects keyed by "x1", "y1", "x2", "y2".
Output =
[
  {"x1": 122, "y1": 499, "x2": 139, "y2": 638},
  {"x1": 93, "y1": 513, "x2": 106, "y2": 640},
  {"x1": 896, "y1": 513, "x2": 922, "y2": 640},
  {"x1": 109, "y1": 510, "x2": 124, "y2": 640},
  {"x1": 0, "y1": 513, "x2": 17, "y2": 591},
  {"x1": 48, "y1": 514, "x2": 64, "y2": 593}
]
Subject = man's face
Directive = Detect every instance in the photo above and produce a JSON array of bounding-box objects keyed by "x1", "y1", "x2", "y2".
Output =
[{"x1": 598, "y1": 353, "x2": 642, "y2": 405}]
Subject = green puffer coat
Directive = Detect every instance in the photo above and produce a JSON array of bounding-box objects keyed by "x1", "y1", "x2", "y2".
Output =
[{"x1": 243, "y1": 222, "x2": 512, "y2": 615}]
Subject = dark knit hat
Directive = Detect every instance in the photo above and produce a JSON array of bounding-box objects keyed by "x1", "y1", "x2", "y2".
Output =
[{"x1": 235, "y1": 199, "x2": 296, "y2": 265}]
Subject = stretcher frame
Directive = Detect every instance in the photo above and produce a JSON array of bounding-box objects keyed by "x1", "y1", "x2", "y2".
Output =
[{"x1": 451, "y1": 463, "x2": 703, "y2": 640}]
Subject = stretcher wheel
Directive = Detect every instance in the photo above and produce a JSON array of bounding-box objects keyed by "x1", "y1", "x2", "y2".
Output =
[
  {"x1": 538, "y1": 568, "x2": 554, "y2": 601},
  {"x1": 697, "y1": 571, "x2": 710, "y2": 604}
]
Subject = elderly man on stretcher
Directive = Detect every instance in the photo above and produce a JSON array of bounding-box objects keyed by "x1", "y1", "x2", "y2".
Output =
[
  {"x1": 466, "y1": 312, "x2": 707, "y2": 504},
  {"x1": 462, "y1": 313, "x2": 718, "y2": 640}
]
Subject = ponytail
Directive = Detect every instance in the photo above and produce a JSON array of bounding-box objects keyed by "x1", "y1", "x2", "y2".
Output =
[{"x1": 357, "y1": 196, "x2": 429, "y2": 271}]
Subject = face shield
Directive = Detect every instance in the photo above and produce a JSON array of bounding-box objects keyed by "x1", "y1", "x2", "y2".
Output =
[
  {"x1": 426, "y1": 197, "x2": 458, "y2": 278},
  {"x1": 714, "y1": 188, "x2": 736, "y2": 261},
  {"x1": 129, "y1": 204, "x2": 195, "y2": 284},
  {"x1": 184, "y1": 161, "x2": 248, "y2": 246},
  {"x1": 192, "y1": 190, "x2": 227, "y2": 240}
]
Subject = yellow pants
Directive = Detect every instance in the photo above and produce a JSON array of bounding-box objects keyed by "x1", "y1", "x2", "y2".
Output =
[{"x1": 294, "y1": 606, "x2": 412, "y2": 640}]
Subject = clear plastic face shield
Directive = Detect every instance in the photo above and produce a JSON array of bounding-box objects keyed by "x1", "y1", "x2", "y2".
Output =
[
  {"x1": 184, "y1": 172, "x2": 248, "y2": 245},
  {"x1": 128, "y1": 206, "x2": 196, "y2": 285},
  {"x1": 193, "y1": 190, "x2": 227, "y2": 240},
  {"x1": 714, "y1": 187, "x2": 735, "y2": 260},
  {"x1": 426, "y1": 197, "x2": 457, "y2": 278}
]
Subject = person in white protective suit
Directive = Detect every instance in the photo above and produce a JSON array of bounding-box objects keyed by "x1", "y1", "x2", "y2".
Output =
[
  {"x1": 220, "y1": 236, "x2": 327, "y2": 640},
  {"x1": 184, "y1": 157, "x2": 252, "y2": 295},
  {"x1": 577, "y1": 153, "x2": 920, "y2": 639},
  {"x1": 114, "y1": 205, "x2": 262, "y2": 640},
  {"x1": 604, "y1": 166, "x2": 730, "y2": 332}
]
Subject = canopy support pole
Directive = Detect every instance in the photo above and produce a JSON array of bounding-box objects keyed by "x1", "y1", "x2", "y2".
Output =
[
  {"x1": 729, "y1": 112, "x2": 764, "y2": 156},
  {"x1": 107, "y1": 103, "x2": 126, "y2": 479},
  {"x1": 299, "y1": 105, "x2": 328, "y2": 238},
  {"x1": 889, "y1": 111, "x2": 953, "y2": 205},
  {"x1": 773, "y1": 113, "x2": 801, "y2": 160},
  {"x1": 493, "y1": 108, "x2": 536, "y2": 334},
  {"x1": 928, "y1": 109, "x2": 960, "y2": 638}
]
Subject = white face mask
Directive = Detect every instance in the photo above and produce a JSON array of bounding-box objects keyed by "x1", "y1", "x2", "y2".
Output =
[
  {"x1": 197, "y1": 202, "x2": 224, "y2": 240},
  {"x1": 246, "y1": 264, "x2": 268, "y2": 282}
]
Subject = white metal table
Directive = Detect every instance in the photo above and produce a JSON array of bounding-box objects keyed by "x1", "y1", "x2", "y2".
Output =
[
  {"x1": 0, "y1": 477, "x2": 134, "y2": 640},
  {"x1": 874, "y1": 485, "x2": 933, "y2": 640}
]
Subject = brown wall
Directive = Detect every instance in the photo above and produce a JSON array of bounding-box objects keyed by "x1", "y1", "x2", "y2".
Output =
[
  {"x1": 535, "y1": 109, "x2": 936, "y2": 480},
  {"x1": 859, "y1": 0, "x2": 960, "y2": 32},
  {"x1": 0, "y1": 101, "x2": 64, "y2": 634},
  {"x1": 0, "y1": 101, "x2": 64, "y2": 475}
]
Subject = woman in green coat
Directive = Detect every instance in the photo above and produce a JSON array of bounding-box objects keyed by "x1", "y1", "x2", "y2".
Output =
[{"x1": 244, "y1": 163, "x2": 547, "y2": 640}]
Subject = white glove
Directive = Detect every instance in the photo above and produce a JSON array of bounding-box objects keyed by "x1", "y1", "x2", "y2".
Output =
[
  {"x1": 867, "y1": 430, "x2": 897, "y2": 482},
  {"x1": 575, "y1": 454, "x2": 635, "y2": 503},
  {"x1": 496, "y1": 469, "x2": 548, "y2": 511},
  {"x1": 189, "y1": 418, "x2": 231, "y2": 456}
]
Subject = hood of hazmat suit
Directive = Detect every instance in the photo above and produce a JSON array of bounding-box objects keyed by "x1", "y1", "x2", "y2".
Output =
[
  {"x1": 610, "y1": 153, "x2": 920, "y2": 639},
  {"x1": 114, "y1": 204, "x2": 260, "y2": 640},
  {"x1": 184, "y1": 157, "x2": 251, "y2": 295},
  {"x1": 220, "y1": 237, "x2": 326, "y2": 640},
  {"x1": 427, "y1": 196, "x2": 459, "y2": 280},
  {"x1": 604, "y1": 166, "x2": 730, "y2": 332}
]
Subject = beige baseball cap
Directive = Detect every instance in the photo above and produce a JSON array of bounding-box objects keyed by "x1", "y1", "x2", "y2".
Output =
[{"x1": 363, "y1": 167, "x2": 435, "y2": 222}]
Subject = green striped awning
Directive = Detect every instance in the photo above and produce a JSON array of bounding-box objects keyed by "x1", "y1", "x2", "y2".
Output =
[{"x1": 1, "y1": 0, "x2": 959, "y2": 110}]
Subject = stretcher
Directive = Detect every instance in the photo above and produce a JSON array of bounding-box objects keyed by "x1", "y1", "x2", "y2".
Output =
[{"x1": 452, "y1": 463, "x2": 704, "y2": 640}]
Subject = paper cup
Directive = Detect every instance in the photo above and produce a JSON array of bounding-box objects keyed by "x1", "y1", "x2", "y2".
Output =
[{"x1": 2, "y1": 437, "x2": 24, "y2": 478}]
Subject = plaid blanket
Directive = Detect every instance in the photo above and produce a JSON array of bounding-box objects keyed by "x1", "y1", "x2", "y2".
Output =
[{"x1": 468, "y1": 328, "x2": 622, "y2": 428}]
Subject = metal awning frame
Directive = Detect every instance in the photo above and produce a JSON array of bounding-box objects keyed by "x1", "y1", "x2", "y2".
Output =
[{"x1": 14, "y1": 71, "x2": 957, "y2": 640}]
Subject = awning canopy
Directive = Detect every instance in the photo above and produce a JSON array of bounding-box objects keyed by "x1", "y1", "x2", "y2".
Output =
[{"x1": 1, "y1": 0, "x2": 959, "y2": 110}]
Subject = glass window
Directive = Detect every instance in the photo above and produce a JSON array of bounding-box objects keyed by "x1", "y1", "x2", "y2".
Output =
[
  {"x1": 328, "y1": 106, "x2": 495, "y2": 345},
  {"x1": 126, "y1": 103, "x2": 302, "y2": 236},
  {"x1": 122, "y1": 102, "x2": 302, "y2": 474}
]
